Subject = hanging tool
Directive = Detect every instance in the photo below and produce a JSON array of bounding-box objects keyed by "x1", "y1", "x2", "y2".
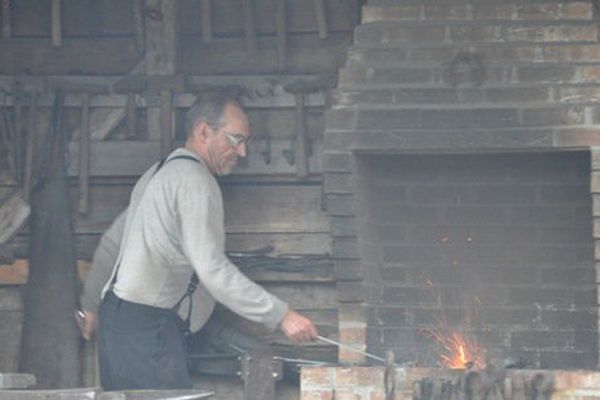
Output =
[
  {"x1": 125, "y1": 92, "x2": 137, "y2": 139},
  {"x1": 23, "y1": 92, "x2": 37, "y2": 201},
  {"x1": 314, "y1": 0, "x2": 328, "y2": 39},
  {"x1": 51, "y1": 0, "x2": 61, "y2": 47},
  {"x1": 243, "y1": 0, "x2": 257, "y2": 54},
  {"x1": 202, "y1": 0, "x2": 212, "y2": 43},
  {"x1": 2, "y1": 0, "x2": 11, "y2": 38},
  {"x1": 47, "y1": 80, "x2": 109, "y2": 213},
  {"x1": 133, "y1": 0, "x2": 145, "y2": 53},
  {"x1": 78, "y1": 92, "x2": 90, "y2": 214},
  {"x1": 283, "y1": 76, "x2": 336, "y2": 178},
  {"x1": 317, "y1": 335, "x2": 390, "y2": 365},
  {"x1": 0, "y1": 92, "x2": 17, "y2": 181},
  {"x1": 275, "y1": 0, "x2": 287, "y2": 71},
  {"x1": 160, "y1": 89, "x2": 173, "y2": 157}
]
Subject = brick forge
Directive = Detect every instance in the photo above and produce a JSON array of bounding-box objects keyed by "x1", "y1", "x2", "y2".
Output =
[
  {"x1": 322, "y1": 0, "x2": 600, "y2": 373},
  {"x1": 300, "y1": 366, "x2": 600, "y2": 400}
]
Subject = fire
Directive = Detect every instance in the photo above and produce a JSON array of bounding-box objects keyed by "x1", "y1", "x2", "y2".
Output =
[{"x1": 430, "y1": 329, "x2": 486, "y2": 369}]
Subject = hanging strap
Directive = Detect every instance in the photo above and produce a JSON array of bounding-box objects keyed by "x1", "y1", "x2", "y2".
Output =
[{"x1": 109, "y1": 154, "x2": 201, "y2": 333}]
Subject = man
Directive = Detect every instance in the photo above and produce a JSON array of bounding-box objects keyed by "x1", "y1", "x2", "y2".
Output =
[{"x1": 97, "y1": 92, "x2": 318, "y2": 390}]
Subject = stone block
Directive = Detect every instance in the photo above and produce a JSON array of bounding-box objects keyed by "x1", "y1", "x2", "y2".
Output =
[
  {"x1": 0, "y1": 374, "x2": 36, "y2": 389},
  {"x1": 562, "y1": 2, "x2": 594, "y2": 20},
  {"x1": 362, "y1": 5, "x2": 422, "y2": 23}
]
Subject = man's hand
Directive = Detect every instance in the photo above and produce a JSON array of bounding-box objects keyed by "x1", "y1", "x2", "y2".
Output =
[
  {"x1": 74, "y1": 309, "x2": 99, "y2": 341},
  {"x1": 280, "y1": 309, "x2": 318, "y2": 343}
]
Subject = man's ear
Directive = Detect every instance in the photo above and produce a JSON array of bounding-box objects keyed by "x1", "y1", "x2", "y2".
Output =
[{"x1": 193, "y1": 122, "x2": 211, "y2": 144}]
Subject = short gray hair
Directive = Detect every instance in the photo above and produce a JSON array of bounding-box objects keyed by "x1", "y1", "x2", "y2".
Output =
[{"x1": 184, "y1": 91, "x2": 243, "y2": 139}]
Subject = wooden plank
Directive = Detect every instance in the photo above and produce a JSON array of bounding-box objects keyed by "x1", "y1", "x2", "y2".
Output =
[
  {"x1": 0, "y1": 373, "x2": 35, "y2": 389},
  {"x1": 180, "y1": 0, "x2": 354, "y2": 36},
  {"x1": 98, "y1": 390, "x2": 213, "y2": 400},
  {"x1": 132, "y1": 0, "x2": 144, "y2": 52},
  {"x1": 66, "y1": 141, "x2": 161, "y2": 177},
  {"x1": 144, "y1": 0, "x2": 177, "y2": 75},
  {"x1": 0, "y1": 388, "x2": 98, "y2": 399},
  {"x1": 275, "y1": 0, "x2": 287, "y2": 71},
  {"x1": 0, "y1": 75, "x2": 328, "y2": 108},
  {"x1": 263, "y1": 282, "x2": 337, "y2": 309},
  {"x1": 2, "y1": 0, "x2": 10, "y2": 38},
  {"x1": 12, "y1": 0, "x2": 133, "y2": 36},
  {"x1": 201, "y1": 0, "x2": 212, "y2": 42},
  {"x1": 65, "y1": 138, "x2": 324, "y2": 177},
  {"x1": 1, "y1": 257, "x2": 331, "y2": 285},
  {"x1": 78, "y1": 92, "x2": 90, "y2": 214},
  {"x1": 66, "y1": 182, "x2": 328, "y2": 234},
  {"x1": 0, "y1": 37, "x2": 140, "y2": 75},
  {"x1": 242, "y1": 0, "x2": 257, "y2": 54},
  {"x1": 0, "y1": 259, "x2": 28, "y2": 284},
  {"x1": 222, "y1": 184, "x2": 328, "y2": 233},
  {"x1": 51, "y1": 0, "x2": 61, "y2": 47},
  {"x1": 0, "y1": 259, "x2": 90, "y2": 285},
  {"x1": 0, "y1": 190, "x2": 29, "y2": 244},
  {"x1": 179, "y1": 33, "x2": 347, "y2": 75},
  {"x1": 314, "y1": 0, "x2": 328, "y2": 39}
]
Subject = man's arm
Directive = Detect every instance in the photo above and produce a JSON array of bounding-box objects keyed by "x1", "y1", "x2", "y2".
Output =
[
  {"x1": 77, "y1": 211, "x2": 126, "y2": 340},
  {"x1": 176, "y1": 170, "x2": 318, "y2": 342}
]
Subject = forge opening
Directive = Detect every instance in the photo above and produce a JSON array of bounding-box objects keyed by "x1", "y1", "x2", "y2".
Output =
[{"x1": 352, "y1": 151, "x2": 597, "y2": 369}]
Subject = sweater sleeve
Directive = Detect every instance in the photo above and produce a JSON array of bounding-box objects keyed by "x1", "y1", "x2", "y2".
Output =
[
  {"x1": 176, "y1": 173, "x2": 288, "y2": 330},
  {"x1": 80, "y1": 211, "x2": 126, "y2": 313}
]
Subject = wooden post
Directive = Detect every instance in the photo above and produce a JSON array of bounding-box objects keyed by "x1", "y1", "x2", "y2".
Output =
[
  {"x1": 78, "y1": 92, "x2": 90, "y2": 214},
  {"x1": 23, "y1": 94, "x2": 36, "y2": 201},
  {"x1": 160, "y1": 89, "x2": 173, "y2": 157},
  {"x1": 133, "y1": 0, "x2": 145, "y2": 53},
  {"x1": 2, "y1": 0, "x2": 11, "y2": 38},
  {"x1": 51, "y1": 0, "x2": 62, "y2": 47},
  {"x1": 144, "y1": 0, "x2": 177, "y2": 143},
  {"x1": 240, "y1": 351, "x2": 282, "y2": 400},
  {"x1": 243, "y1": 0, "x2": 257, "y2": 54},
  {"x1": 293, "y1": 93, "x2": 309, "y2": 178},
  {"x1": 126, "y1": 93, "x2": 137, "y2": 138},
  {"x1": 314, "y1": 0, "x2": 328, "y2": 39},
  {"x1": 201, "y1": 0, "x2": 212, "y2": 43},
  {"x1": 275, "y1": 0, "x2": 287, "y2": 71}
]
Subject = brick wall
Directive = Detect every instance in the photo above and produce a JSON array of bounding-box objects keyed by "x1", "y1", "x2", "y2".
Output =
[
  {"x1": 323, "y1": 0, "x2": 600, "y2": 367},
  {"x1": 301, "y1": 366, "x2": 600, "y2": 400},
  {"x1": 356, "y1": 152, "x2": 596, "y2": 369}
]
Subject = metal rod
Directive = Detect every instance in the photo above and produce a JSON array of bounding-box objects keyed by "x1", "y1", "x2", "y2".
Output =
[{"x1": 316, "y1": 335, "x2": 387, "y2": 364}]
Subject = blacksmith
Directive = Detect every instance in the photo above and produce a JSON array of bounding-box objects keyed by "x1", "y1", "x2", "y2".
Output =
[{"x1": 95, "y1": 92, "x2": 318, "y2": 390}]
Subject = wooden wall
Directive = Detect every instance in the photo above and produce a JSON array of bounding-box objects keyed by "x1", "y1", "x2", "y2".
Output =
[{"x1": 0, "y1": 0, "x2": 360, "y2": 370}]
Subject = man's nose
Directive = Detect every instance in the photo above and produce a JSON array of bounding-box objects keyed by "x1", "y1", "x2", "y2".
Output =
[{"x1": 234, "y1": 142, "x2": 247, "y2": 158}]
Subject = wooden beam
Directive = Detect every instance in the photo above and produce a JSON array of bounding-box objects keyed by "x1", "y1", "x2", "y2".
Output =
[
  {"x1": 201, "y1": 0, "x2": 212, "y2": 43},
  {"x1": 65, "y1": 138, "x2": 324, "y2": 177},
  {"x1": 0, "y1": 38, "x2": 139, "y2": 75},
  {"x1": 179, "y1": 0, "x2": 355, "y2": 36},
  {"x1": 0, "y1": 190, "x2": 29, "y2": 245},
  {"x1": 78, "y1": 93, "x2": 90, "y2": 214},
  {"x1": 2, "y1": 0, "x2": 10, "y2": 38},
  {"x1": 160, "y1": 89, "x2": 173, "y2": 157},
  {"x1": 179, "y1": 33, "x2": 345, "y2": 75},
  {"x1": 0, "y1": 258, "x2": 333, "y2": 286},
  {"x1": 51, "y1": 0, "x2": 61, "y2": 47},
  {"x1": 314, "y1": 0, "x2": 328, "y2": 39},
  {"x1": 275, "y1": 0, "x2": 287, "y2": 71},
  {"x1": 132, "y1": 0, "x2": 145, "y2": 53},
  {"x1": 243, "y1": 0, "x2": 257, "y2": 54},
  {"x1": 0, "y1": 75, "x2": 329, "y2": 108}
]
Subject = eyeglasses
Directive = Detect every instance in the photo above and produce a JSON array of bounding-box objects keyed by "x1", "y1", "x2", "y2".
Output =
[{"x1": 225, "y1": 132, "x2": 250, "y2": 148}]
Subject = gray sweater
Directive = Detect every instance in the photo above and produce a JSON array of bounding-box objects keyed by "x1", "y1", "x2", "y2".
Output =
[
  {"x1": 80, "y1": 210, "x2": 216, "y2": 332},
  {"x1": 101, "y1": 148, "x2": 288, "y2": 330}
]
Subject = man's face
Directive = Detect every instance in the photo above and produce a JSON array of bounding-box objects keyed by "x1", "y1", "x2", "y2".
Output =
[{"x1": 205, "y1": 104, "x2": 250, "y2": 176}]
